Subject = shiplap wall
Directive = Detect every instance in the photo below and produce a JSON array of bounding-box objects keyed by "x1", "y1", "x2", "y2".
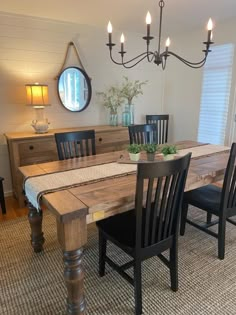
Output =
[{"x1": 0, "y1": 11, "x2": 164, "y2": 195}]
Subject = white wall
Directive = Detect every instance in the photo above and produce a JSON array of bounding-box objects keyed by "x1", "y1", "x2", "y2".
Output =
[
  {"x1": 164, "y1": 17, "x2": 236, "y2": 143},
  {"x1": 0, "y1": 12, "x2": 164, "y2": 195}
]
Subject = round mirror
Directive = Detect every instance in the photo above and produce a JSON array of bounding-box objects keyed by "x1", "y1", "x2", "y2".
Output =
[{"x1": 57, "y1": 66, "x2": 92, "y2": 112}]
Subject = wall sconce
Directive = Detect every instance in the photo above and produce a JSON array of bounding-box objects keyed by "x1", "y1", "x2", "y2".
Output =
[{"x1": 25, "y1": 83, "x2": 51, "y2": 133}]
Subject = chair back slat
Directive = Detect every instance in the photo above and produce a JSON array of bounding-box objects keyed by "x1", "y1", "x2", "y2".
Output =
[
  {"x1": 55, "y1": 130, "x2": 96, "y2": 160},
  {"x1": 151, "y1": 178, "x2": 162, "y2": 245},
  {"x1": 144, "y1": 178, "x2": 154, "y2": 247},
  {"x1": 220, "y1": 143, "x2": 236, "y2": 210},
  {"x1": 163, "y1": 173, "x2": 179, "y2": 238},
  {"x1": 128, "y1": 124, "x2": 157, "y2": 145},
  {"x1": 135, "y1": 153, "x2": 191, "y2": 250},
  {"x1": 146, "y1": 115, "x2": 169, "y2": 144}
]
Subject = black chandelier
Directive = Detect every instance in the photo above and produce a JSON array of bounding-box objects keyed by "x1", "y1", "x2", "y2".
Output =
[{"x1": 106, "y1": 0, "x2": 214, "y2": 69}]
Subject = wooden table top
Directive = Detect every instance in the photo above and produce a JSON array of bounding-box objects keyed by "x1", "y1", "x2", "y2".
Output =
[{"x1": 19, "y1": 141, "x2": 230, "y2": 224}]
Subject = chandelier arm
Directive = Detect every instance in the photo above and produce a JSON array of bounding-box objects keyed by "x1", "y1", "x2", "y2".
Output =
[
  {"x1": 161, "y1": 57, "x2": 167, "y2": 70},
  {"x1": 121, "y1": 54, "x2": 154, "y2": 69},
  {"x1": 167, "y1": 51, "x2": 208, "y2": 66},
  {"x1": 169, "y1": 53, "x2": 207, "y2": 69},
  {"x1": 109, "y1": 50, "x2": 152, "y2": 66}
]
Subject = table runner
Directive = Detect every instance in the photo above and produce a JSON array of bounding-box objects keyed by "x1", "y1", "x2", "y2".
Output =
[
  {"x1": 25, "y1": 162, "x2": 137, "y2": 210},
  {"x1": 177, "y1": 144, "x2": 229, "y2": 158}
]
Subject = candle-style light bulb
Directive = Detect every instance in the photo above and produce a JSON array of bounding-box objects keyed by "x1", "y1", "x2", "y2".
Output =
[
  {"x1": 206, "y1": 18, "x2": 213, "y2": 43},
  {"x1": 146, "y1": 11, "x2": 151, "y2": 38},
  {"x1": 207, "y1": 18, "x2": 213, "y2": 31},
  {"x1": 166, "y1": 37, "x2": 170, "y2": 48},
  {"x1": 107, "y1": 21, "x2": 112, "y2": 33},
  {"x1": 146, "y1": 11, "x2": 151, "y2": 25},
  {"x1": 120, "y1": 33, "x2": 125, "y2": 53},
  {"x1": 107, "y1": 21, "x2": 113, "y2": 45}
]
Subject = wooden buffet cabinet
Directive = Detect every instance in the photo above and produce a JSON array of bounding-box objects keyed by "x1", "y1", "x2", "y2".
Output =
[{"x1": 5, "y1": 125, "x2": 129, "y2": 207}]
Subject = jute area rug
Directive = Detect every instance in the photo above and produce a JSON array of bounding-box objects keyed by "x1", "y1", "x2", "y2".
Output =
[{"x1": 1, "y1": 208, "x2": 236, "y2": 315}]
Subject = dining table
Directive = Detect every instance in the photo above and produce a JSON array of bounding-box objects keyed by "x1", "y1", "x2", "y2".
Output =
[{"x1": 19, "y1": 140, "x2": 230, "y2": 315}]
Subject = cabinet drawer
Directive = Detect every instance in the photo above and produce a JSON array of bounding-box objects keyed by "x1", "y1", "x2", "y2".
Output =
[
  {"x1": 19, "y1": 139, "x2": 58, "y2": 165},
  {"x1": 96, "y1": 128, "x2": 129, "y2": 152}
]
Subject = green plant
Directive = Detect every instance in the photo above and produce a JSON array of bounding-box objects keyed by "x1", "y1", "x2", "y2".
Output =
[
  {"x1": 97, "y1": 86, "x2": 124, "y2": 114},
  {"x1": 161, "y1": 145, "x2": 178, "y2": 156},
  {"x1": 142, "y1": 143, "x2": 158, "y2": 153},
  {"x1": 127, "y1": 144, "x2": 142, "y2": 154},
  {"x1": 120, "y1": 76, "x2": 148, "y2": 105}
]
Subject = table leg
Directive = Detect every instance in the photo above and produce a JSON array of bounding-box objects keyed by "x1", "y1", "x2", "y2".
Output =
[
  {"x1": 57, "y1": 215, "x2": 87, "y2": 315},
  {"x1": 28, "y1": 201, "x2": 45, "y2": 253}
]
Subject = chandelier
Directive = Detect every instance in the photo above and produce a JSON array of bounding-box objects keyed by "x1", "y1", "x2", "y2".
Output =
[{"x1": 106, "y1": 0, "x2": 214, "y2": 69}]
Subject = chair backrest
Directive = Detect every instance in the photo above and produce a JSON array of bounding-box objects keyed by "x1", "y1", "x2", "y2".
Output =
[
  {"x1": 221, "y1": 143, "x2": 236, "y2": 211},
  {"x1": 146, "y1": 114, "x2": 169, "y2": 144},
  {"x1": 128, "y1": 124, "x2": 157, "y2": 145},
  {"x1": 135, "y1": 153, "x2": 191, "y2": 251},
  {"x1": 55, "y1": 130, "x2": 96, "y2": 160}
]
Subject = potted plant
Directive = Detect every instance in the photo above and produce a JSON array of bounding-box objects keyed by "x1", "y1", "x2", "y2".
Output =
[
  {"x1": 142, "y1": 143, "x2": 158, "y2": 161},
  {"x1": 120, "y1": 76, "x2": 148, "y2": 125},
  {"x1": 97, "y1": 86, "x2": 124, "y2": 126},
  {"x1": 161, "y1": 145, "x2": 178, "y2": 160},
  {"x1": 127, "y1": 144, "x2": 142, "y2": 161}
]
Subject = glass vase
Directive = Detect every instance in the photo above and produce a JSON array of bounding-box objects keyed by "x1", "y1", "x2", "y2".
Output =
[
  {"x1": 109, "y1": 111, "x2": 118, "y2": 126},
  {"x1": 122, "y1": 105, "x2": 131, "y2": 126},
  {"x1": 128, "y1": 104, "x2": 134, "y2": 125}
]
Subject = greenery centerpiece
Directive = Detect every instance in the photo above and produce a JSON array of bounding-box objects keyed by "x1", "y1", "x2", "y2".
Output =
[
  {"x1": 120, "y1": 76, "x2": 148, "y2": 125},
  {"x1": 97, "y1": 86, "x2": 124, "y2": 126},
  {"x1": 161, "y1": 145, "x2": 178, "y2": 160},
  {"x1": 127, "y1": 144, "x2": 142, "y2": 161},
  {"x1": 142, "y1": 143, "x2": 159, "y2": 161}
]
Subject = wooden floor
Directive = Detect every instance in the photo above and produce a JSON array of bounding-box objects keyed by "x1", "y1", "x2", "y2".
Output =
[{"x1": 0, "y1": 196, "x2": 28, "y2": 222}]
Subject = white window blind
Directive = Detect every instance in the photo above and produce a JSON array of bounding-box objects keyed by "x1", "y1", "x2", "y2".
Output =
[{"x1": 197, "y1": 44, "x2": 234, "y2": 145}]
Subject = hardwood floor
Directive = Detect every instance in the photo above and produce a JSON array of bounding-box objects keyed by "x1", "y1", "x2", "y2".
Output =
[{"x1": 0, "y1": 196, "x2": 28, "y2": 221}]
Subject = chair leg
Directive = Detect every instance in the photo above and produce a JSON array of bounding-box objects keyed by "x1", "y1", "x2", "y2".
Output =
[
  {"x1": 207, "y1": 213, "x2": 212, "y2": 225},
  {"x1": 170, "y1": 241, "x2": 178, "y2": 292},
  {"x1": 98, "y1": 230, "x2": 107, "y2": 277},
  {"x1": 0, "y1": 180, "x2": 6, "y2": 214},
  {"x1": 218, "y1": 218, "x2": 226, "y2": 260},
  {"x1": 180, "y1": 202, "x2": 188, "y2": 236},
  {"x1": 134, "y1": 260, "x2": 142, "y2": 315}
]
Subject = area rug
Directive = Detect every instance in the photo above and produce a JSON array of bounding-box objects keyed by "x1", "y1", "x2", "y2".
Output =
[{"x1": 1, "y1": 208, "x2": 236, "y2": 315}]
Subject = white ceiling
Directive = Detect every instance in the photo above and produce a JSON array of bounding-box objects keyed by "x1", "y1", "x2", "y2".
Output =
[{"x1": 1, "y1": 0, "x2": 236, "y2": 34}]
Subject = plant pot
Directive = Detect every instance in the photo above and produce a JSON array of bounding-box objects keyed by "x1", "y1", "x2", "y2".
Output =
[
  {"x1": 129, "y1": 152, "x2": 140, "y2": 162},
  {"x1": 146, "y1": 152, "x2": 155, "y2": 161},
  {"x1": 163, "y1": 154, "x2": 175, "y2": 161}
]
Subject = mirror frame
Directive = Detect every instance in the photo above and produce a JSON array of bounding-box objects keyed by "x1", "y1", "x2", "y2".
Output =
[{"x1": 57, "y1": 66, "x2": 92, "y2": 112}]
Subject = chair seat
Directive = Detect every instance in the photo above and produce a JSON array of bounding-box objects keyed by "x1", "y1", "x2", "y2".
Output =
[
  {"x1": 96, "y1": 208, "x2": 167, "y2": 253},
  {"x1": 96, "y1": 210, "x2": 136, "y2": 251},
  {"x1": 184, "y1": 184, "x2": 221, "y2": 215}
]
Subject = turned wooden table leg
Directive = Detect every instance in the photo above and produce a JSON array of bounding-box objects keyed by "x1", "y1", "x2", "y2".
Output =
[
  {"x1": 27, "y1": 201, "x2": 45, "y2": 253},
  {"x1": 57, "y1": 214, "x2": 87, "y2": 315}
]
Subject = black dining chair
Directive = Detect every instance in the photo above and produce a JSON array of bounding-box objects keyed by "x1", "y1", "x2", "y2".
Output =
[
  {"x1": 96, "y1": 153, "x2": 191, "y2": 315},
  {"x1": 55, "y1": 130, "x2": 96, "y2": 160},
  {"x1": 146, "y1": 115, "x2": 169, "y2": 144},
  {"x1": 180, "y1": 143, "x2": 236, "y2": 260},
  {"x1": 128, "y1": 124, "x2": 157, "y2": 145}
]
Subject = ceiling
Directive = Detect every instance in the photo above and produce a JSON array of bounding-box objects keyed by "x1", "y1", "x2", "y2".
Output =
[{"x1": 1, "y1": 0, "x2": 236, "y2": 35}]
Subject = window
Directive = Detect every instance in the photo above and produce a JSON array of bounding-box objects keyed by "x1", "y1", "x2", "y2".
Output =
[{"x1": 197, "y1": 44, "x2": 234, "y2": 145}]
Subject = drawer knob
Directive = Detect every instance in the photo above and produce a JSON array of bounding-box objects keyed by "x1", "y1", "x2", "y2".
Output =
[
  {"x1": 99, "y1": 138, "x2": 103, "y2": 142},
  {"x1": 29, "y1": 145, "x2": 34, "y2": 150}
]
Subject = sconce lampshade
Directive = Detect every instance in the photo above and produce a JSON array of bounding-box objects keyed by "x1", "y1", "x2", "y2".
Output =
[{"x1": 25, "y1": 84, "x2": 50, "y2": 108}]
